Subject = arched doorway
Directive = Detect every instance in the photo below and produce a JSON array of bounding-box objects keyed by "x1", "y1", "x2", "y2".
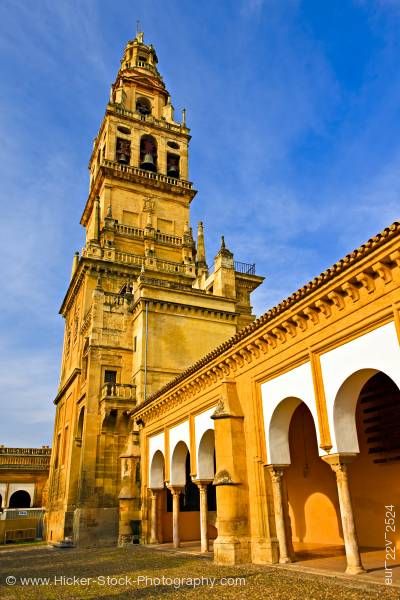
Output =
[
  {"x1": 167, "y1": 442, "x2": 200, "y2": 546},
  {"x1": 267, "y1": 397, "x2": 342, "y2": 563},
  {"x1": 150, "y1": 450, "x2": 165, "y2": 490},
  {"x1": 197, "y1": 429, "x2": 217, "y2": 549},
  {"x1": 9, "y1": 490, "x2": 31, "y2": 508},
  {"x1": 334, "y1": 370, "x2": 400, "y2": 552},
  {"x1": 285, "y1": 403, "x2": 343, "y2": 555},
  {"x1": 148, "y1": 450, "x2": 165, "y2": 544}
]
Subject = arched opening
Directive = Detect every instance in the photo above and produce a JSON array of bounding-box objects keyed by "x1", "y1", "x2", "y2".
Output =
[
  {"x1": 341, "y1": 371, "x2": 400, "y2": 551},
  {"x1": 140, "y1": 135, "x2": 157, "y2": 172},
  {"x1": 269, "y1": 398, "x2": 343, "y2": 561},
  {"x1": 166, "y1": 153, "x2": 180, "y2": 178},
  {"x1": 150, "y1": 450, "x2": 165, "y2": 489},
  {"x1": 115, "y1": 137, "x2": 131, "y2": 165},
  {"x1": 76, "y1": 407, "x2": 85, "y2": 447},
  {"x1": 81, "y1": 338, "x2": 89, "y2": 380},
  {"x1": 136, "y1": 96, "x2": 151, "y2": 116},
  {"x1": 164, "y1": 442, "x2": 200, "y2": 542},
  {"x1": 9, "y1": 490, "x2": 31, "y2": 509},
  {"x1": 197, "y1": 429, "x2": 217, "y2": 543},
  {"x1": 286, "y1": 403, "x2": 342, "y2": 555}
]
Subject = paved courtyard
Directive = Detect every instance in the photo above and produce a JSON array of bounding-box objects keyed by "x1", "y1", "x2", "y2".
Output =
[{"x1": 0, "y1": 544, "x2": 398, "y2": 600}]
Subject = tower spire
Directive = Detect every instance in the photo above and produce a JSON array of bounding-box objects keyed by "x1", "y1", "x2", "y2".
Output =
[{"x1": 196, "y1": 221, "x2": 207, "y2": 271}]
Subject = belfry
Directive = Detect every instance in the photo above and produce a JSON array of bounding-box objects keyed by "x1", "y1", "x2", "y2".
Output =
[{"x1": 46, "y1": 32, "x2": 263, "y2": 545}]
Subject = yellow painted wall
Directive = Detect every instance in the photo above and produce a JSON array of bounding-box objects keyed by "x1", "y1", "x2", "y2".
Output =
[{"x1": 286, "y1": 404, "x2": 343, "y2": 546}]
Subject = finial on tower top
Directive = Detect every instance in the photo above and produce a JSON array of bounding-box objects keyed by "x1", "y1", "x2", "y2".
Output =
[{"x1": 221, "y1": 235, "x2": 226, "y2": 249}]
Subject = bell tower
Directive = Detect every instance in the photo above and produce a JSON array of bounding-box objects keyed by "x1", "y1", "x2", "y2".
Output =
[
  {"x1": 83, "y1": 31, "x2": 194, "y2": 254},
  {"x1": 46, "y1": 32, "x2": 264, "y2": 547}
]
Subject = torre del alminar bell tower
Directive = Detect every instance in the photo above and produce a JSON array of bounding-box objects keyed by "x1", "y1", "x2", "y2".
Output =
[{"x1": 46, "y1": 32, "x2": 263, "y2": 546}]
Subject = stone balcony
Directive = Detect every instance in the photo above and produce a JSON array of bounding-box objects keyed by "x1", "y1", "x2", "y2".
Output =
[
  {"x1": 101, "y1": 382, "x2": 136, "y2": 402},
  {"x1": 115, "y1": 223, "x2": 183, "y2": 247}
]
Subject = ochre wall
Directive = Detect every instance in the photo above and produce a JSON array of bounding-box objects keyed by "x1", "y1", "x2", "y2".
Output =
[{"x1": 286, "y1": 404, "x2": 343, "y2": 546}]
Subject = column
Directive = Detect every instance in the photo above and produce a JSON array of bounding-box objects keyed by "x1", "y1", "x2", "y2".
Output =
[
  {"x1": 323, "y1": 455, "x2": 365, "y2": 574},
  {"x1": 195, "y1": 481, "x2": 210, "y2": 553},
  {"x1": 168, "y1": 487, "x2": 182, "y2": 548},
  {"x1": 149, "y1": 489, "x2": 159, "y2": 544},
  {"x1": 267, "y1": 466, "x2": 291, "y2": 564}
]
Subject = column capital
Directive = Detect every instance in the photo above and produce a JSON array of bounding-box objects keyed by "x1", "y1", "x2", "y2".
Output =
[
  {"x1": 192, "y1": 479, "x2": 213, "y2": 490},
  {"x1": 266, "y1": 464, "x2": 289, "y2": 483},
  {"x1": 321, "y1": 453, "x2": 358, "y2": 480},
  {"x1": 167, "y1": 485, "x2": 183, "y2": 495}
]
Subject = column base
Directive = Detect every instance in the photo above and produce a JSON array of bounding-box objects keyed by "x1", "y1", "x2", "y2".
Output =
[
  {"x1": 279, "y1": 557, "x2": 292, "y2": 564},
  {"x1": 213, "y1": 536, "x2": 250, "y2": 565},
  {"x1": 118, "y1": 534, "x2": 133, "y2": 547},
  {"x1": 251, "y1": 537, "x2": 280, "y2": 564},
  {"x1": 345, "y1": 565, "x2": 366, "y2": 575}
]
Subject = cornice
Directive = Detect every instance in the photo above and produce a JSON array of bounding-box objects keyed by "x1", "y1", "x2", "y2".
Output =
[{"x1": 54, "y1": 368, "x2": 81, "y2": 405}]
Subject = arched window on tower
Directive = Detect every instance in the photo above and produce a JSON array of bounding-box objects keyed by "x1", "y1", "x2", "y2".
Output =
[
  {"x1": 115, "y1": 137, "x2": 131, "y2": 164},
  {"x1": 136, "y1": 96, "x2": 151, "y2": 116},
  {"x1": 81, "y1": 338, "x2": 89, "y2": 380},
  {"x1": 140, "y1": 135, "x2": 157, "y2": 172},
  {"x1": 75, "y1": 407, "x2": 85, "y2": 447},
  {"x1": 166, "y1": 153, "x2": 180, "y2": 178}
]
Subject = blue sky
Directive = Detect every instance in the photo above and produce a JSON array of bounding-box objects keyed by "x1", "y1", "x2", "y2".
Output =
[{"x1": 0, "y1": 0, "x2": 399, "y2": 446}]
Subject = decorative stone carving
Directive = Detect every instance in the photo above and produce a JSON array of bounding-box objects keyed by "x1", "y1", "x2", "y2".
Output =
[
  {"x1": 356, "y1": 272, "x2": 375, "y2": 294},
  {"x1": 213, "y1": 469, "x2": 237, "y2": 486}
]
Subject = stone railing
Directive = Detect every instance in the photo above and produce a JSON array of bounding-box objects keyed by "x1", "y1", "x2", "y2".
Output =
[
  {"x1": 110, "y1": 104, "x2": 185, "y2": 134},
  {"x1": 102, "y1": 159, "x2": 193, "y2": 190},
  {"x1": 115, "y1": 224, "x2": 144, "y2": 239},
  {"x1": 122, "y1": 60, "x2": 160, "y2": 77},
  {"x1": 103, "y1": 291, "x2": 126, "y2": 307},
  {"x1": 115, "y1": 223, "x2": 182, "y2": 247},
  {"x1": 0, "y1": 447, "x2": 51, "y2": 456},
  {"x1": 156, "y1": 232, "x2": 182, "y2": 246},
  {"x1": 115, "y1": 251, "x2": 143, "y2": 268},
  {"x1": 114, "y1": 250, "x2": 189, "y2": 275},
  {"x1": 0, "y1": 449, "x2": 51, "y2": 470},
  {"x1": 101, "y1": 383, "x2": 136, "y2": 401},
  {"x1": 154, "y1": 258, "x2": 186, "y2": 274}
]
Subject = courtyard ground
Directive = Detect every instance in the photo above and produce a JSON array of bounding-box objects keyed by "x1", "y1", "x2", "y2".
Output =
[{"x1": 0, "y1": 544, "x2": 398, "y2": 600}]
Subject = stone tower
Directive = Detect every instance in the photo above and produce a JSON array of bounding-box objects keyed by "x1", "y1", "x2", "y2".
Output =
[{"x1": 46, "y1": 32, "x2": 263, "y2": 546}]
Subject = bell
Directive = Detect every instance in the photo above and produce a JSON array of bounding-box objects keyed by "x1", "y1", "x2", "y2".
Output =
[
  {"x1": 167, "y1": 164, "x2": 179, "y2": 178},
  {"x1": 118, "y1": 152, "x2": 128, "y2": 164},
  {"x1": 141, "y1": 153, "x2": 156, "y2": 171}
]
